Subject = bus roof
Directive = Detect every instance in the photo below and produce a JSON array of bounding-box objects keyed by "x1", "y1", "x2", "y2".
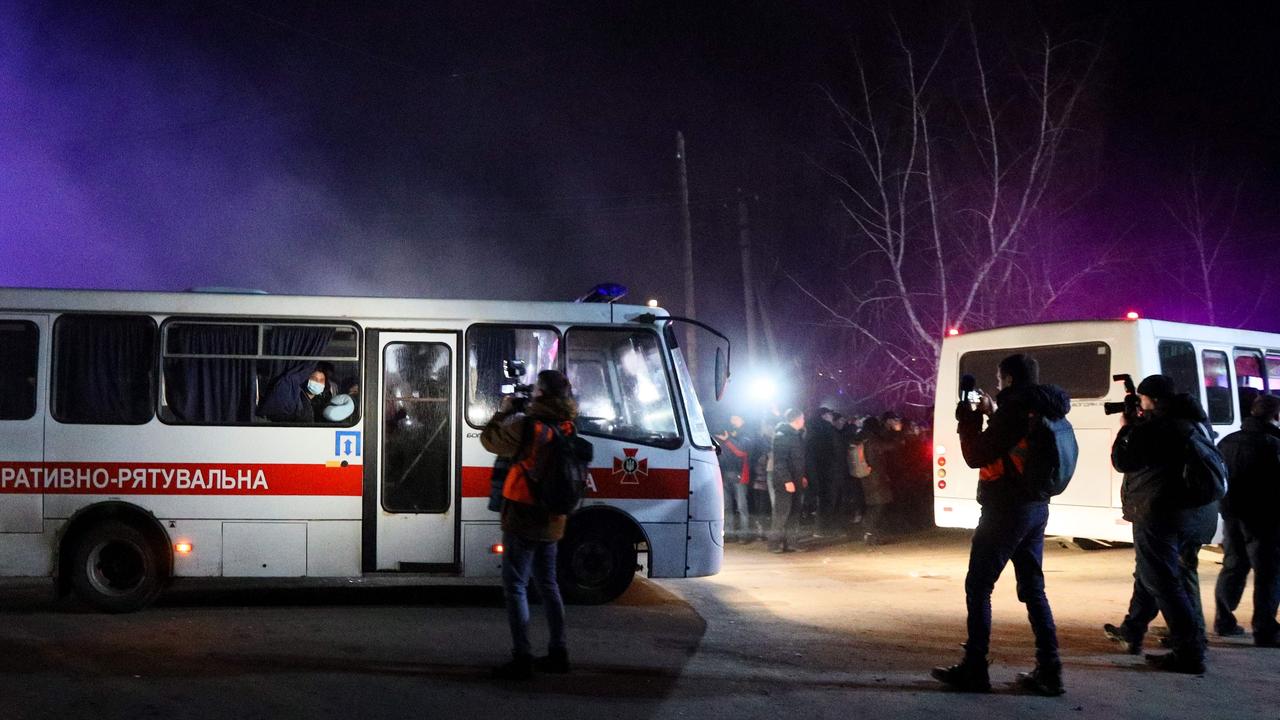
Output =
[
  {"x1": 0, "y1": 286, "x2": 663, "y2": 325},
  {"x1": 946, "y1": 318, "x2": 1280, "y2": 348}
]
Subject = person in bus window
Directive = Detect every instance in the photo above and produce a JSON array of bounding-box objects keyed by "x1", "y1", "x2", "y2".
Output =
[
  {"x1": 933, "y1": 353, "x2": 1073, "y2": 696},
  {"x1": 259, "y1": 364, "x2": 332, "y2": 423}
]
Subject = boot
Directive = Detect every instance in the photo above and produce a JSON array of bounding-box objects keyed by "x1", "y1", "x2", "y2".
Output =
[
  {"x1": 1016, "y1": 662, "x2": 1065, "y2": 696},
  {"x1": 534, "y1": 647, "x2": 570, "y2": 674},
  {"x1": 1103, "y1": 622, "x2": 1141, "y2": 655},
  {"x1": 492, "y1": 652, "x2": 534, "y2": 680},
  {"x1": 930, "y1": 658, "x2": 991, "y2": 692}
]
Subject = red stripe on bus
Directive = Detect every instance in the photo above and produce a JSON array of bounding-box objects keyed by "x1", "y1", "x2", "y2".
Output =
[
  {"x1": 460, "y1": 466, "x2": 688, "y2": 501},
  {"x1": 0, "y1": 462, "x2": 363, "y2": 496}
]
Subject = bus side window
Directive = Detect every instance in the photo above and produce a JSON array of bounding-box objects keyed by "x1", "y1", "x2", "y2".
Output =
[
  {"x1": 1234, "y1": 348, "x2": 1266, "y2": 415},
  {"x1": 1157, "y1": 340, "x2": 1202, "y2": 405},
  {"x1": 1202, "y1": 349, "x2": 1233, "y2": 425},
  {"x1": 1267, "y1": 351, "x2": 1280, "y2": 393},
  {"x1": 464, "y1": 325, "x2": 561, "y2": 428},
  {"x1": 53, "y1": 314, "x2": 156, "y2": 425},
  {"x1": 0, "y1": 321, "x2": 39, "y2": 421}
]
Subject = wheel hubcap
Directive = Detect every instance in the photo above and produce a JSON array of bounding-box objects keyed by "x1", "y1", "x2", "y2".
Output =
[
  {"x1": 87, "y1": 540, "x2": 146, "y2": 596},
  {"x1": 570, "y1": 538, "x2": 614, "y2": 588}
]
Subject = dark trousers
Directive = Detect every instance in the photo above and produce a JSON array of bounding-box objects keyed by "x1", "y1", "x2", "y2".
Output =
[
  {"x1": 964, "y1": 502, "x2": 1059, "y2": 665},
  {"x1": 769, "y1": 484, "x2": 803, "y2": 550},
  {"x1": 1214, "y1": 516, "x2": 1280, "y2": 641},
  {"x1": 1120, "y1": 520, "x2": 1207, "y2": 660}
]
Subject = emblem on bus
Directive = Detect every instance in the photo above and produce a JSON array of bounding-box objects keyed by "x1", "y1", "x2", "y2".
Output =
[
  {"x1": 334, "y1": 431, "x2": 362, "y2": 458},
  {"x1": 612, "y1": 448, "x2": 648, "y2": 485}
]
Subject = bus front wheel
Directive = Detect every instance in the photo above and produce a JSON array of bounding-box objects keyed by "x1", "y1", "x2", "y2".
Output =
[
  {"x1": 558, "y1": 525, "x2": 637, "y2": 605},
  {"x1": 69, "y1": 521, "x2": 164, "y2": 613}
]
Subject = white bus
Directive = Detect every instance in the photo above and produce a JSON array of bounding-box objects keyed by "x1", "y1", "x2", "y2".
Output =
[
  {"x1": 0, "y1": 287, "x2": 728, "y2": 611},
  {"x1": 933, "y1": 317, "x2": 1280, "y2": 543}
]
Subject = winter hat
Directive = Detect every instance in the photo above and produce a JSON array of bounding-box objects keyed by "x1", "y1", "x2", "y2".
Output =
[
  {"x1": 1136, "y1": 374, "x2": 1177, "y2": 400},
  {"x1": 881, "y1": 411, "x2": 902, "y2": 422}
]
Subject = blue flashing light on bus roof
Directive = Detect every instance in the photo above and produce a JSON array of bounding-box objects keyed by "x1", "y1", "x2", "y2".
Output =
[{"x1": 576, "y1": 282, "x2": 628, "y2": 304}]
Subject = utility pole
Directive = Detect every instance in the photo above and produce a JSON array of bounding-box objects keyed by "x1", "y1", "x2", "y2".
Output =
[
  {"x1": 676, "y1": 131, "x2": 698, "y2": 379},
  {"x1": 737, "y1": 194, "x2": 759, "y2": 366}
]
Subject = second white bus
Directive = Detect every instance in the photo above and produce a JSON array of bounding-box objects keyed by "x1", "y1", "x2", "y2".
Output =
[{"x1": 933, "y1": 317, "x2": 1280, "y2": 543}]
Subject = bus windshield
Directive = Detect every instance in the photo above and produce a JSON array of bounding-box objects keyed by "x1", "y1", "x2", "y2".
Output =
[{"x1": 566, "y1": 327, "x2": 681, "y2": 448}]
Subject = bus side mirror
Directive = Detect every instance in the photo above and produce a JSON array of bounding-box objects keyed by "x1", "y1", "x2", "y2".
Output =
[{"x1": 714, "y1": 347, "x2": 729, "y2": 401}]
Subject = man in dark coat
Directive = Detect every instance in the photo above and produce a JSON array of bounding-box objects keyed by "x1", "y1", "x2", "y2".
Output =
[
  {"x1": 1106, "y1": 374, "x2": 1219, "y2": 674},
  {"x1": 805, "y1": 407, "x2": 838, "y2": 537},
  {"x1": 1214, "y1": 393, "x2": 1280, "y2": 646},
  {"x1": 932, "y1": 354, "x2": 1073, "y2": 696},
  {"x1": 768, "y1": 408, "x2": 807, "y2": 553}
]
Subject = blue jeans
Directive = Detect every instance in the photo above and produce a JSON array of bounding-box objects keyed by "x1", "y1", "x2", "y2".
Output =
[
  {"x1": 964, "y1": 502, "x2": 1059, "y2": 665},
  {"x1": 501, "y1": 532, "x2": 566, "y2": 657},
  {"x1": 723, "y1": 475, "x2": 749, "y2": 538},
  {"x1": 1121, "y1": 520, "x2": 1207, "y2": 660}
]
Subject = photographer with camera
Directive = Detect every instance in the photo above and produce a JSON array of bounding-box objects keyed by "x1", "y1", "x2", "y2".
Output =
[
  {"x1": 480, "y1": 369, "x2": 583, "y2": 680},
  {"x1": 932, "y1": 354, "x2": 1075, "y2": 696},
  {"x1": 1105, "y1": 374, "x2": 1221, "y2": 674}
]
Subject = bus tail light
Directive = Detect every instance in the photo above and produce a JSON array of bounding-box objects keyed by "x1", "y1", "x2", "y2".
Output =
[
  {"x1": 490, "y1": 544, "x2": 504, "y2": 555},
  {"x1": 175, "y1": 542, "x2": 193, "y2": 554}
]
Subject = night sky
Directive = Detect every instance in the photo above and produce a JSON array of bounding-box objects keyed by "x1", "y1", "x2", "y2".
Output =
[{"x1": 4, "y1": 1, "x2": 1280, "y2": 406}]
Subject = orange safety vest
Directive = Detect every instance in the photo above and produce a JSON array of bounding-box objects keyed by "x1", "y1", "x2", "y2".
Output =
[{"x1": 502, "y1": 418, "x2": 576, "y2": 505}]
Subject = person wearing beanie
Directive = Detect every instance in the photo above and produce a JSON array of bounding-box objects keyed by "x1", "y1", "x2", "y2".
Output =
[{"x1": 1105, "y1": 374, "x2": 1219, "y2": 674}]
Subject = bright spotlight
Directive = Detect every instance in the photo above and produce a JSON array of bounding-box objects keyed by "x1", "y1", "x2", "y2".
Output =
[
  {"x1": 647, "y1": 298, "x2": 659, "y2": 308},
  {"x1": 749, "y1": 375, "x2": 779, "y2": 403}
]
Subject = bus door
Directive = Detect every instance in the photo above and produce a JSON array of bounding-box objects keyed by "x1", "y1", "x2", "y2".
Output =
[
  {"x1": 0, "y1": 315, "x2": 45, "y2": 532},
  {"x1": 370, "y1": 331, "x2": 459, "y2": 570}
]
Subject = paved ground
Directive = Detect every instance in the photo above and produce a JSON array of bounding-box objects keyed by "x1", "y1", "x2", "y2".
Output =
[{"x1": 1, "y1": 528, "x2": 1277, "y2": 719}]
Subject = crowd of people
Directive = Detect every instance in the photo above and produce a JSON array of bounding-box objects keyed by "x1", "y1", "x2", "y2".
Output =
[{"x1": 714, "y1": 406, "x2": 934, "y2": 552}]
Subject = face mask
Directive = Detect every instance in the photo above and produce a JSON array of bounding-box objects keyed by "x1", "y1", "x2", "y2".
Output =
[{"x1": 307, "y1": 380, "x2": 326, "y2": 396}]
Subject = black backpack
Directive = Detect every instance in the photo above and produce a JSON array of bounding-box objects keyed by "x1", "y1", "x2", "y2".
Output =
[
  {"x1": 1182, "y1": 423, "x2": 1228, "y2": 508},
  {"x1": 526, "y1": 420, "x2": 594, "y2": 514},
  {"x1": 1021, "y1": 413, "x2": 1079, "y2": 498}
]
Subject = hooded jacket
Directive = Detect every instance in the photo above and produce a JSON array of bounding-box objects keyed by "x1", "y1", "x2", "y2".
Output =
[
  {"x1": 480, "y1": 395, "x2": 579, "y2": 542},
  {"x1": 1111, "y1": 393, "x2": 1219, "y2": 540},
  {"x1": 957, "y1": 383, "x2": 1072, "y2": 507},
  {"x1": 1217, "y1": 416, "x2": 1280, "y2": 525}
]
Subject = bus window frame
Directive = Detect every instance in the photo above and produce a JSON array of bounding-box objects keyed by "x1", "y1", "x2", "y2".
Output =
[
  {"x1": 0, "y1": 319, "x2": 40, "y2": 422},
  {"x1": 565, "y1": 325, "x2": 685, "y2": 450},
  {"x1": 156, "y1": 316, "x2": 362, "y2": 428},
  {"x1": 1233, "y1": 346, "x2": 1268, "y2": 393},
  {"x1": 51, "y1": 312, "x2": 159, "y2": 426},
  {"x1": 1201, "y1": 347, "x2": 1234, "y2": 426},
  {"x1": 462, "y1": 323, "x2": 564, "y2": 430},
  {"x1": 663, "y1": 323, "x2": 713, "y2": 450}
]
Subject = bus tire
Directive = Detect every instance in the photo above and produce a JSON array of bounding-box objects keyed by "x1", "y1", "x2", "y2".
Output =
[
  {"x1": 69, "y1": 520, "x2": 164, "y2": 613},
  {"x1": 558, "y1": 525, "x2": 637, "y2": 605}
]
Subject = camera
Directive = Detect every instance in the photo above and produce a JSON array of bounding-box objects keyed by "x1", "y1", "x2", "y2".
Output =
[
  {"x1": 1103, "y1": 373, "x2": 1140, "y2": 418},
  {"x1": 500, "y1": 359, "x2": 533, "y2": 412}
]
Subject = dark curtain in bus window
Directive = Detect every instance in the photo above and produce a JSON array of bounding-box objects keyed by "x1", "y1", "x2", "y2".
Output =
[
  {"x1": 256, "y1": 326, "x2": 335, "y2": 422},
  {"x1": 0, "y1": 322, "x2": 38, "y2": 420},
  {"x1": 164, "y1": 324, "x2": 256, "y2": 423},
  {"x1": 1157, "y1": 341, "x2": 1202, "y2": 404},
  {"x1": 468, "y1": 328, "x2": 517, "y2": 426},
  {"x1": 53, "y1": 315, "x2": 155, "y2": 424},
  {"x1": 383, "y1": 343, "x2": 451, "y2": 513}
]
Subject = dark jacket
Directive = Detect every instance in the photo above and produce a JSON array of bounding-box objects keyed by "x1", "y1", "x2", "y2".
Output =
[
  {"x1": 862, "y1": 426, "x2": 903, "y2": 506},
  {"x1": 805, "y1": 416, "x2": 838, "y2": 485},
  {"x1": 1111, "y1": 393, "x2": 1219, "y2": 540},
  {"x1": 771, "y1": 422, "x2": 805, "y2": 491},
  {"x1": 957, "y1": 383, "x2": 1071, "y2": 507},
  {"x1": 480, "y1": 395, "x2": 580, "y2": 542},
  {"x1": 1217, "y1": 416, "x2": 1280, "y2": 525}
]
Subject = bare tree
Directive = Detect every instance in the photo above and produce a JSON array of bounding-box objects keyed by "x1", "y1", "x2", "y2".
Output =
[{"x1": 801, "y1": 15, "x2": 1105, "y2": 404}]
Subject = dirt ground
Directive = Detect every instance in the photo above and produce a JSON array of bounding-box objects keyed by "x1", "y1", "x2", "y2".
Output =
[{"x1": 0, "y1": 528, "x2": 1276, "y2": 720}]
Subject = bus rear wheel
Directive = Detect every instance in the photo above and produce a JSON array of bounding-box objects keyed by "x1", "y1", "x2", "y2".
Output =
[
  {"x1": 559, "y1": 526, "x2": 637, "y2": 605},
  {"x1": 69, "y1": 521, "x2": 163, "y2": 613}
]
